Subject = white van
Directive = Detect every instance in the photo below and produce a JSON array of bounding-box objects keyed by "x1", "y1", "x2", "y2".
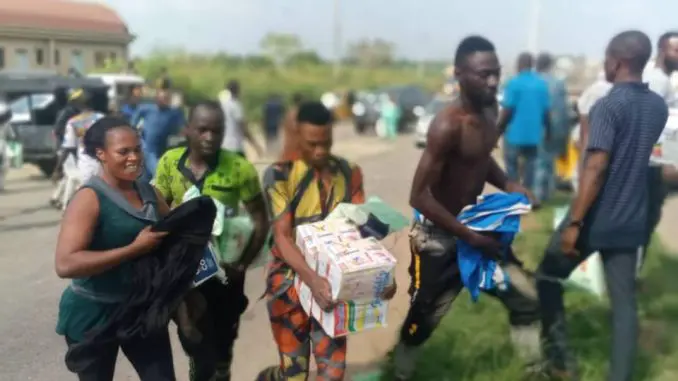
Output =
[{"x1": 87, "y1": 73, "x2": 145, "y2": 106}]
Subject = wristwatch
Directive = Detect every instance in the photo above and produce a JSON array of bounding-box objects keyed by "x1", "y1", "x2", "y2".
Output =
[{"x1": 568, "y1": 220, "x2": 584, "y2": 229}]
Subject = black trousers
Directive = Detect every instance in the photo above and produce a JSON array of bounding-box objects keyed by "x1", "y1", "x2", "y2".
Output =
[
  {"x1": 399, "y1": 222, "x2": 540, "y2": 347},
  {"x1": 538, "y1": 217, "x2": 642, "y2": 381},
  {"x1": 65, "y1": 330, "x2": 175, "y2": 381},
  {"x1": 181, "y1": 276, "x2": 248, "y2": 381}
]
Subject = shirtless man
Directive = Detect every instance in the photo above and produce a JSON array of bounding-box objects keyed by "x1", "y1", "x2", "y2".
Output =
[{"x1": 391, "y1": 36, "x2": 542, "y2": 381}]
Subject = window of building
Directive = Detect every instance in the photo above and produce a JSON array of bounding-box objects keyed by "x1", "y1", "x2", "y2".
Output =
[
  {"x1": 109, "y1": 52, "x2": 117, "y2": 62},
  {"x1": 15, "y1": 48, "x2": 29, "y2": 70},
  {"x1": 70, "y1": 50, "x2": 84, "y2": 74},
  {"x1": 35, "y1": 48, "x2": 44, "y2": 65},
  {"x1": 94, "y1": 51, "x2": 106, "y2": 68},
  {"x1": 0, "y1": 47, "x2": 5, "y2": 69},
  {"x1": 54, "y1": 49, "x2": 60, "y2": 65}
]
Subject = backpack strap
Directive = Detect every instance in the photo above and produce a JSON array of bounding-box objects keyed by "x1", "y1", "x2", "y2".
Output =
[
  {"x1": 262, "y1": 162, "x2": 314, "y2": 222},
  {"x1": 333, "y1": 156, "x2": 353, "y2": 203}
]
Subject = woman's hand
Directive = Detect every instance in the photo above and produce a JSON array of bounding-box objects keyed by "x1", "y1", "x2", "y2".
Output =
[{"x1": 130, "y1": 226, "x2": 168, "y2": 255}]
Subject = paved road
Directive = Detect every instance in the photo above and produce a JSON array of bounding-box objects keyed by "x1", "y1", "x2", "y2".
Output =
[{"x1": 0, "y1": 129, "x2": 418, "y2": 381}]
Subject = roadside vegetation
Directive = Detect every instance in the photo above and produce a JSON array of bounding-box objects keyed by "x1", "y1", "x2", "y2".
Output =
[{"x1": 99, "y1": 50, "x2": 444, "y2": 122}]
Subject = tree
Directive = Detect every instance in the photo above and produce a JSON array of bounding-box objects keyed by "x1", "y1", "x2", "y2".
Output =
[
  {"x1": 345, "y1": 38, "x2": 395, "y2": 68},
  {"x1": 259, "y1": 32, "x2": 303, "y2": 70},
  {"x1": 288, "y1": 50, "x2": 324, "y2": 66}
]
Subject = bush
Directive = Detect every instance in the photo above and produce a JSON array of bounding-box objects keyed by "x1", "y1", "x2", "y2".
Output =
[{"x1": 103, "y1": 52, "x2": 444, "y2": 122}]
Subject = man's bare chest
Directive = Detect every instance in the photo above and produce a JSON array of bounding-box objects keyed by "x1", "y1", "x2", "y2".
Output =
[{"x1": 458, "y1": 121, "x2": 499, "y2": 160}]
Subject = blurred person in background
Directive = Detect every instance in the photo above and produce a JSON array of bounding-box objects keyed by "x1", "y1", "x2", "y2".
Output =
[
  {"x1": 641, "y1": 31, "x2": 678, "y2": 256},
  {"x1": 379, "y1": 93, "x2": 400, "y2": 140},
  {"x1": 536, "y1": 53, "x2": 570, "y2": 203},
  {"x1": 0, "y1": 100, "x2": 13, "y2": 192},
  {"x1": 574, "y1": 71, "x2": 612, "y2": 192},
  {"x1": 131, "y1": 90, "x2": 186, "y2": 181},
  {"x1": 54, "y1": 89, "x2": 89, "y2": 166},
  {"x1": 156, "y1": 67, "x2": 173, "y2": 90},
  {"x1": 121, "y1": 86, "x2": 143, "y2": 122},
  {"x1": 263, "y1": 93, "x2": 285, "y2": 157},
  {"x1": 280, "y1": 93, "x2": 304, "y2": 161},
  {"x1": 220, "y1": 80, "x2": 263, "y2": 158},
  {"x1": 497, "y1": 53, "x2": 552, "y2": 208},
  {"x1": 50, "y1": 91, "x2": 105, "y2": 209}
]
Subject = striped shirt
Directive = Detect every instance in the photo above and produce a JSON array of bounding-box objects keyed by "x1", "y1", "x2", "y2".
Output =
[{"x1": 585, "y1": 82, "x2": 668, "y2": 249}]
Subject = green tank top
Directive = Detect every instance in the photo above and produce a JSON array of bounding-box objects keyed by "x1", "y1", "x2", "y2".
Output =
[{"x1": 55, "y1": 178, "x2": 158, "y2": 342}]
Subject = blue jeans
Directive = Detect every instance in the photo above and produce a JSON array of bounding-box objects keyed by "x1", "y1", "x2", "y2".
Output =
[
  {"x1": 141, "y1": 140, "x2": 161, "y2": 182},
  {"x1": 535, "y1": 146, "x2": 555, "y2": 203},
  {"x1": 503, "y1": 142, "x2": 538, "y2": 195}
]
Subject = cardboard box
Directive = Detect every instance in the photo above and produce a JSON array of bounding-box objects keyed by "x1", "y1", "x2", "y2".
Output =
[
  {"x1": 295, "y1": 218, "x2": 362, "y2": 269},
  {"x1": 318, "y1": 237, "x2": 396, "y2": 302},
  {"x1": 294, "y1": 276, "x2": 390, "y2": 338},
  {"x1": 315, "y1": 298, "x2": 390, "y2": 338},
  {"x1": 294, "y1": 219, "x2": 397, "y2": 337}
]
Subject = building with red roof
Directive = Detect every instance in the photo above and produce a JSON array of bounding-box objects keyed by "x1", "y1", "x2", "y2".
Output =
[{"x1": 0, "y1": 0, "x2": 134, "y2": 74}]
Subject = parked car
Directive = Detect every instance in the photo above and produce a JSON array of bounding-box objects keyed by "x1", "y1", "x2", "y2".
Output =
[
  {"x1": 351, "y1": 91, "x2": 380, "y2": 134},
  {"x1": 414, "y1": 95, "x2": 456, "y2": 148},
  {"x1": 1, "y1": 71, "x2": 109, "y2": 176},
  {"x1": 378, "y1": 85, "x2": 432, "y2": 133}
]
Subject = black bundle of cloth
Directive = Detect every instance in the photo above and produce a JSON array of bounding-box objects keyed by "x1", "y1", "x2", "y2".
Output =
[{"x1": 67, "y1": 195, "x2": 216, "y2": 371}]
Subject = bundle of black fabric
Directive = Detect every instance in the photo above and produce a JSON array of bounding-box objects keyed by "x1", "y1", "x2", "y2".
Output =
[{"x1": 67, "y1": 196, "x2": 216, "y2": 369}]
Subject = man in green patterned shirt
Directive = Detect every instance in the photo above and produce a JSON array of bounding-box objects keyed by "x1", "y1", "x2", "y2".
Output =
[{"x1": 153, "y1": 100, "x2": 269, "y2": 381}]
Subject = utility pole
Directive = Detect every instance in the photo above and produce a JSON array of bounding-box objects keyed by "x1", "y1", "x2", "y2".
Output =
[
  {"x1": 332, "y1": 0, "x2": 342, "y2": 78},
  {"x1": 527, "y1": 0, "x2": 541, "y2": 54}
]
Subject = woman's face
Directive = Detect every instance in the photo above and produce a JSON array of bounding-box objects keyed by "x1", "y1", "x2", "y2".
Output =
[{"x1": 96, "y1": 127, "x2": 143, "y2": 181}]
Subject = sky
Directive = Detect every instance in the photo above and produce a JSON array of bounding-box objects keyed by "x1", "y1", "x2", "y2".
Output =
[{"x1": 100, "y1": 0, "x2": 678, "y2": 62}]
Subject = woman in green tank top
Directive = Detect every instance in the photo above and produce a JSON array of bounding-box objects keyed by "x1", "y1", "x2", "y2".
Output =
[{"x1": 54, "y1": 116, "x2": 175, "y2": 381}]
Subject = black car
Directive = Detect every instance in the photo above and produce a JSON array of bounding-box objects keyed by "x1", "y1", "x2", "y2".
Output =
[
  {"x1": 2, "y1": 71, "x2": 109, "y2": 176},
  {"x1": 377, "y1": 85, "x2": 432, "y2": 133}
]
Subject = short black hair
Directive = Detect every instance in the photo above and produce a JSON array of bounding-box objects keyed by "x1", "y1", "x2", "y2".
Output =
[
  {"x1": 608, "y1": 30, "x2": 652, "y2": 74},
  {"x1": 454, "y1": 35, "x2": 495, "y2": 67},
  {"x1": 188, "y1": 100, "x2": 224, "y2": 123},
  {"x1": 226, "y1": 80, "x2": 240, "y2": 95},
  {"x1": 658, "y1": 31, "x2": 678, "y2": 50},
  {"x1": 536, "y1": 53, "x2": 554, "y2": 71},
  {"x1": 83, "y1": 116, "x2": 134, "y2": 158},
  {"x1": 296, "y1": 101, "x2": 333, "y2": 126},
  {"x1": 517, "y1": 52, "x2": 534, "y2": 71}
]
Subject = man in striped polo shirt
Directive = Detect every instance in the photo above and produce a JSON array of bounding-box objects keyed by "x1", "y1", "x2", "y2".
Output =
[{"x1": 537, "y1": 31, "x2": 668, "y2": 381}]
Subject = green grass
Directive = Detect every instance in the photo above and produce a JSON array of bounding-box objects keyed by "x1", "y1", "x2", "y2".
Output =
[{"x1": 376, "y1": 196, "x2": 678, "y2": 380}]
